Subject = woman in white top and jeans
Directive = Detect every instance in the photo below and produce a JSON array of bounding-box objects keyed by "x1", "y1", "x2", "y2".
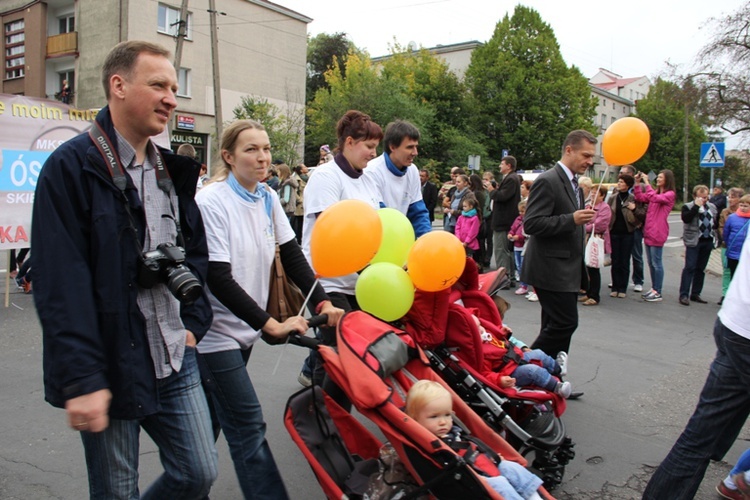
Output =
[{"x1": 195, "y1": 119, "x2": 343, "y2": 499}]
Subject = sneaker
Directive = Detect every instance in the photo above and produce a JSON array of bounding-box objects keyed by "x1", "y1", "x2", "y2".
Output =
[
  {"x1": 633, "y1": 284, "x2": 643, "y2": 293},
  {"x1": 644, "y1": 291, "x2": 662, "y2": 302},
  {"x1": 610, "y1": 291, "x2": 618, "y2": 298},
  {"x1": 556, "y1": 351, "x2": 568, "y2": 377},
  {"x1": 515, "y1": 285, "x2": 528, "y2": 295},
  {"x1": 555, "y1": 381, "x2": 572, "y2": 399},
  {"x1": 716, "y1": 481, "x2": 744, "y2": 500},
  {"x1": 617, "y1": 292, "x2": 627, "y2": 298},
  {"x1": 297, "y1": 371, "x2": 312, "y2": 388},
  {"x1": 607, "y1": 282, "x2": 613, "y2": 288},
  {"x1": 526, "y1": 292, "x2": 538, "y2": 302},
  {"x1": 642, "y1": 289, "x2": 656, "y2": 299}
]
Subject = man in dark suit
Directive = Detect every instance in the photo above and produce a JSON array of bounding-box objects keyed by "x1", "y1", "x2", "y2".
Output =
[
  {"x1": 490, "y1": 156, "x2": 521, "y2": 282},
  {"x1": 521, "y1": 130, "x2": 597, "y2": 356},
  {"x1": 420, "y1": 169, "x2": 438, "y2": 223}
]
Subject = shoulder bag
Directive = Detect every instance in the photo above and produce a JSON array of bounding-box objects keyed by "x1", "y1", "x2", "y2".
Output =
[{"x1": 265, "y1": 243, "x2": 306, "y2": 344}]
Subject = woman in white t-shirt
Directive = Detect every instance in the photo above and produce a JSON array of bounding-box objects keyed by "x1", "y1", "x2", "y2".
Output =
[
  {"x1": 301, "y1": 110, "x2": 384, "y2": 408},
  {"x1": 195, "y1": 119, "x2": 343, "y2": 499}
]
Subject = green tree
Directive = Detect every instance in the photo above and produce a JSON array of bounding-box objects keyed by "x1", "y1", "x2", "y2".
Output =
[
  {"x1": 380, "y1": 45, "x2": 486, "y2": 178},
  {"x1": 232, "y1": 95, "x2": 304, "y2": 165},
  {"x1": 306, "y1": 32, "x2": 357, "y2": 104},
  {"x1": 634, "y1": 78, "x2": 709, "y2": 200},
  {"x1": 465, "y1": 5, "x2": 597, "y2": 169},
  {"x1": 306, "y1": 51, "x2": 434, "y2": 165}
]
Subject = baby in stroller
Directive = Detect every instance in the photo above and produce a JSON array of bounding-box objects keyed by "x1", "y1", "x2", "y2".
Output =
[
  {"x1": 467, "y1": 312, "x2": 572, "y2": 398},
  {"x1": 406, "y1": 380, "x2": 544, "y2": 500}
]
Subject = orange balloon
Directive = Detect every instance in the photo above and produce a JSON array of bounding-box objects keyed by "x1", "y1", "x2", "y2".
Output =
[
  {"x1": 407, "y1": 231, "x2": 466, "y2": 292},
  {"x1": 602, "y1": 117, "x2": 650, "y2": 166},
  {"x1": 310, "y1": 199, "x2": 382, "y2": 278}
]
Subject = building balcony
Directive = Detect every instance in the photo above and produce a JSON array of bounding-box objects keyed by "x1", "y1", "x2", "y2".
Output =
[{"x1": 47, "y1": 32, "x2": 77, "y2": 58}]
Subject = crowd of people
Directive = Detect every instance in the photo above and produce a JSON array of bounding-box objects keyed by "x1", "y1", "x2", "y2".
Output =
[{"x1": 24, "y1": 40, "x2": 750, "y2": 499}]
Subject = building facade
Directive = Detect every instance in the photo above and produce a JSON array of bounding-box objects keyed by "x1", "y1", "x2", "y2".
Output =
[{"x1": 1, "y1": 0, "x2": 310, "y2": 165}]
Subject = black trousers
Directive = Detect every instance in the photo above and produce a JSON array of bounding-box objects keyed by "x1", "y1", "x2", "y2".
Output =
[{"x1": 530, "y1": 288, "x2": 579, "y2": 357}]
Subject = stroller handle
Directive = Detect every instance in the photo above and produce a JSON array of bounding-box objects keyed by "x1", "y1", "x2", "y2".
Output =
[{"x1": 287, "y1": 314, "x2": 328, "y2": 349}]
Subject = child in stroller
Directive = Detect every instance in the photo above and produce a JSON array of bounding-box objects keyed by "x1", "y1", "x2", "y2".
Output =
[
  {"x1": 466, "y1": 313, "x2": 572, "y2": 398},
  {"x1": 407, "y1": 380, "x2": 544, "y2": 500}
]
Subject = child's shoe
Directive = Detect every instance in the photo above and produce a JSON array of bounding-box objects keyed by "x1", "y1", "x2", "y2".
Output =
[
  {"x1": 515, "y1": 285, "x2": 528, "y2": 295},
  {"x1": 526, "y1": 292, "x2": 538, "y2": 302},
  {"x1": 555, "y1": 381, "x2": 572, "y2": 399},
  {"x1": 556, "y1": 351, "x2": 568, "y2": 377}
]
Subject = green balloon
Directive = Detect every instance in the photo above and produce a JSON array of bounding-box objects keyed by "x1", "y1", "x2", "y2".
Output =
[
  {"x1": 356, "y1": 262, "x2": 415, "y2": 322},
  {"x1": 370, "y1": 208, "x2": 416, "y2": 267}
]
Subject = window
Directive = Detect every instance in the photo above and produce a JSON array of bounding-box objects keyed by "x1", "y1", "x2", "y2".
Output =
[
  {"x1": 59, "y1": 15, "x2": 75, "y2": 34},
  {"x1": 4, "y1": 19, "x2": 25, "y2": 80},
  {"x1": 158, "y1": 3, "x2": 192, "y2": 39},
  {"x1": 623, "y1": 106, "x2": 626, "y2": 113},
  {"x1": 612, "y1": 102, "x2": 615, "y2": 110},
  {"x1": 177, "y1": 68, "x2": 191, "y2": 97},
  {"x1": 601, "y1": 113, "x2": 607, "y2": 128},
  {"x1": 611, "y1": 116, "x2": 616, "y2": 125},
  {"x1": 602, "y1": 98, "x2": 606, "y2": 107}
]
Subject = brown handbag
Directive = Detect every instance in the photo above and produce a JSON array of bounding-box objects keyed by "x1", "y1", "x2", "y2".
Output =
[{"x1": 264, "y1": 244, "x2": 306, "y2": 344}]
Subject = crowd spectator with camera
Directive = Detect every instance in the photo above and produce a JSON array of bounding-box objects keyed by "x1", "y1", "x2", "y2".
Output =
[
  {"x1": 31, "y1": 41, "x2": 218, "y2": 498},
  {"x1": 677, "y1": 184, "x2": 718, "y2": 306},
  {"x1": 633, "y1": 169, "x2": 677, "y2": 302}
]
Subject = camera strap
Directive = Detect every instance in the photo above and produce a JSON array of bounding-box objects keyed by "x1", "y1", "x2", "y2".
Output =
[
  {"x1": 88, "y1": 120, "x2": 173, "y2": 195},
  {"x1": 89, "y1": 121, "x2": 185, "y2": 249}
]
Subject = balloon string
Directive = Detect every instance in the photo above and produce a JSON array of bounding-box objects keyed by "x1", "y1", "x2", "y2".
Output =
[
  {"x1": 593, "y1": 165, "x2": 610, "y2": 204},
  {"x1": 271, "y1": 278, "x2": 320, "y2": 377}
]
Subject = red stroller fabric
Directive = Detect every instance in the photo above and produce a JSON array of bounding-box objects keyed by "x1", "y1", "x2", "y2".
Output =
[
  {"x1": 316, "y1": 310, "x2": 555, "y2": 500},
  {"x1": 403, "y1": 260, "x2": 567, "y2": 417}
]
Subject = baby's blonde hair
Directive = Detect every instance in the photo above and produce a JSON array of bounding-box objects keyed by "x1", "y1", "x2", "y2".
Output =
[{"x1": 405, "y1": 380, "x2": 451, "y2": 418}]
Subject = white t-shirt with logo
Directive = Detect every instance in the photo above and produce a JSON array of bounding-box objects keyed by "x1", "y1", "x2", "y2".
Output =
[
  {"x1": 719, "y1": 230, "x2": 750, "y2": 339},
  {"x1": 365, "y1": 154, "x2": 422, "y2": 215},
  {"x1": 196, "y1": 181, "x2": 296, "y2": 353},
  {"x1": 302, "y1": 159, "x2": 381, "y2": 295}
]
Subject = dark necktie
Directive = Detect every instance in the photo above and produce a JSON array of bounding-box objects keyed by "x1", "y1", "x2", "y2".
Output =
[{"x1": 572, "y1": 176, "x2": 580, "y2": 208}]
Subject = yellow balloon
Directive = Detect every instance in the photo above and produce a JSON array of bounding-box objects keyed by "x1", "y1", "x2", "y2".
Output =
[
  {"x1": 602, "y1": 117, "x2": 650, "y2": 166},
  {"x1": 356, "y1": 263, "x2": 415, "y2": 322},
  {"x1": 311, "y1": 200, "x2": 382, "y2": 278},
  {"x1": 407, "y1": 231, "x2": 466, "y2": 292}
]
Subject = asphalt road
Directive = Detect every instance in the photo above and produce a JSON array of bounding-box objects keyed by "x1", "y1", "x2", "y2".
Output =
[{"x1": 1, "y1": 212, "x2": 746, "y2": 499}]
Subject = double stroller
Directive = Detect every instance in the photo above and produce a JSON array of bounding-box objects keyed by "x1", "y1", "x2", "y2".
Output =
[
  {"x1": 285, "y1": 309, "x2": 555, "y2": 499},
  {"x1": 402, "y1": 261, "x2": 575, "y2": 487}
]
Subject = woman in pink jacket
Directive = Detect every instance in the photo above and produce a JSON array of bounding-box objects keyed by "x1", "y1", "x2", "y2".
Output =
[
  {"x1": 455, "y1": 193, "x2": 482, "y2": 269},
  {"x1": 634, "y1": 169, "x2": 677, "y2": 302}
]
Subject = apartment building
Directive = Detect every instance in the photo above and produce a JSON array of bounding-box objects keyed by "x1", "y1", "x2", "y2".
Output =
[{"x1": 1, "y1": 0, "x2": 310, "y2": 163}]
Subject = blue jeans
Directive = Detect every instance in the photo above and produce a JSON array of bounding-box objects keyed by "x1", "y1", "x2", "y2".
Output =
[
  {"x1": 644, "y1": 245, "x2": 664, "y2": 293},
  {"x1": 484, "y1": 460, "x2": 543, "y2": 499},
  {"x1": 200, "y1": 348, "x2": 289, "y2": 500},
  {"x1": 679, "y1": 239, "x2": 713, "y2": 299},
  {"x1": 513, "y1": 250, "x2": 526, "y2": 287},
  {"x1": 631, "y1": 227, "x2": 644, "y2": 286},
  {"x1": 643, "y1": 319, "x2": 750, "y2": 499},
  {"x1": 512, "y1": 350, "x2": 558, "y2": 392},
  {"x1": 81, "y1": 347, "x2": 218, "y2": 499}
]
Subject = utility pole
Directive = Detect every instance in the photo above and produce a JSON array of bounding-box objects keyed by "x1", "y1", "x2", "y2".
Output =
[
  {"x1": 173, "y1": 0, "x2": 189, "y2": 72},
  {"x1": 208, "y1": 0, "x2": 223, "y2": 141},
  {"x1": 683, "y1": 100, "x2": 689, "y2": 203}
]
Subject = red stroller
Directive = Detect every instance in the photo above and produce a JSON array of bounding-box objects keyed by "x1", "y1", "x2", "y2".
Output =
[
  {"x1": 402, "y1": 260, "x2": 575, "y2": 488},
  {"x1": 284, "y1": 311, "x2": 555, "y2": 499}
]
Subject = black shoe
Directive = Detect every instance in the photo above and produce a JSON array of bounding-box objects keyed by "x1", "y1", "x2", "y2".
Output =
[
  {"x1": 690, "y1": 295, "x2": 708, "y2": 304},
  {"x1": 679, "y1": 296, "x2": 690, "y2": 306},
  {"x1": 718, "y1": 296, "x2": 724, "y2": 305}
]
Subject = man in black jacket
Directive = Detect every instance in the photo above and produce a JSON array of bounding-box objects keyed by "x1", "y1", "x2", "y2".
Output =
[
  {"x1": 32, "y1": 41, "x2": 217, "y2": 498},
  {"x1": 420, "y1": 169, "x2": 438, "y2": 223},
  {"x1": 491, "y1": 156, "x2": 521, "y2": 282}
]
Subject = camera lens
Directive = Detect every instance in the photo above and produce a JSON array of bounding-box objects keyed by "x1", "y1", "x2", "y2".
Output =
[{"x1": 165, "y1": 265, "x2": 202, "y2": 305}]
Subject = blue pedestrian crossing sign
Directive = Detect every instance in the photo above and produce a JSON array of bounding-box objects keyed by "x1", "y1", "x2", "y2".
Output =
[{"x1": 700, "y1": 142, "x2": 725, "y2": 167}]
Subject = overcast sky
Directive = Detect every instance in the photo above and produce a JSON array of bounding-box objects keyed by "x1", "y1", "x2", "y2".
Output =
[{"x1": 276, "y1": 0, "x2": 743, "y2": 81}]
